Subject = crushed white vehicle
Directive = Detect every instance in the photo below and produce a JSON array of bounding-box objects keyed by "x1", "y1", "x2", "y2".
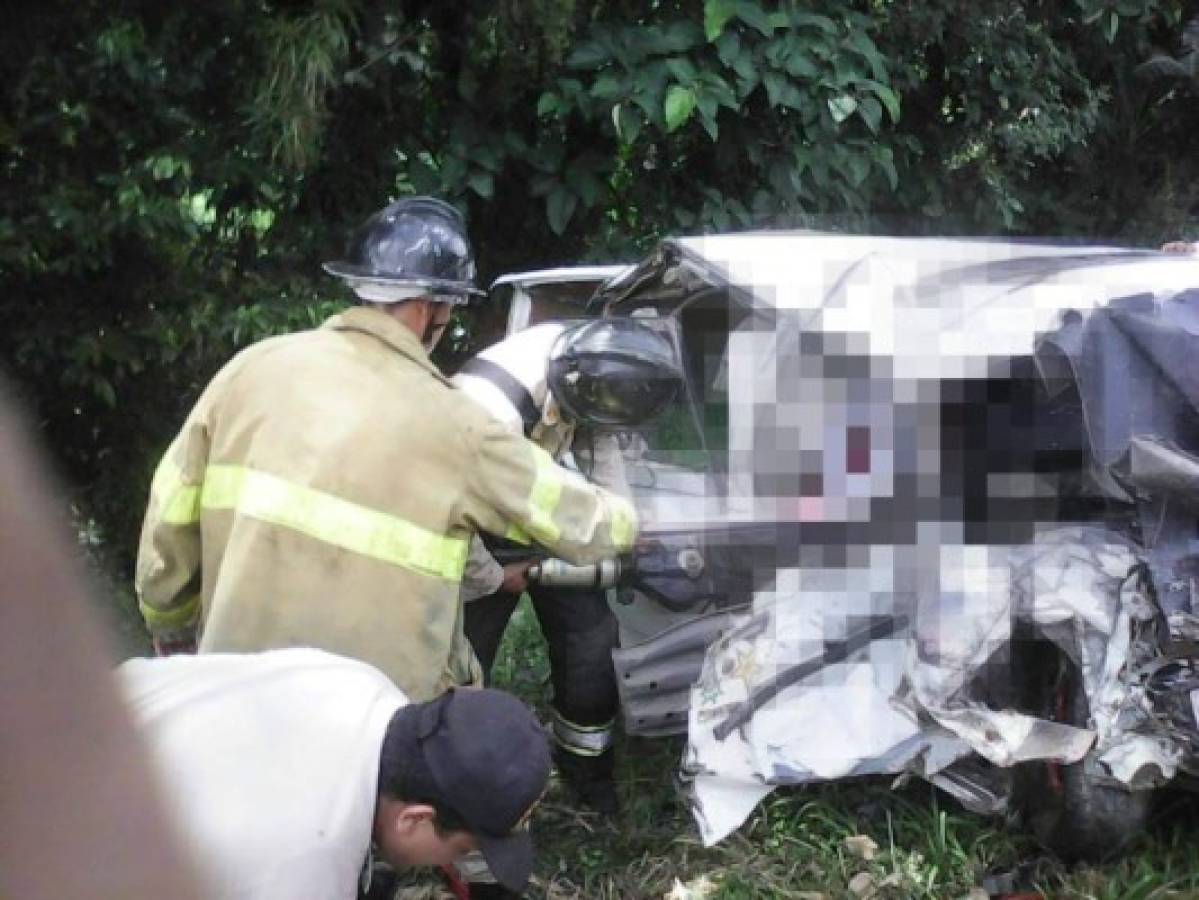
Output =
[{"x1": 489, "y1": 235, "x2": 1199, "y2": 858}]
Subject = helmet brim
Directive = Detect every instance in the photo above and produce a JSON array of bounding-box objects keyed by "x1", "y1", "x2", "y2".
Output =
[{"x1": 323, "y1": 261, "x2": 485, "y2": 302}]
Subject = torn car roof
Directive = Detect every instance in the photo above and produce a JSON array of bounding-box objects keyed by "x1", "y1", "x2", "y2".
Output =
[{"x1": 600, "y1": 234, "x2": 1199, "y2": 379}]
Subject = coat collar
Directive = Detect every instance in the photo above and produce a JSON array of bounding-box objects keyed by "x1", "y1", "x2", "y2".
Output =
[{"x1": 325, "y1": 307, "x2": 450, "y2": 385}]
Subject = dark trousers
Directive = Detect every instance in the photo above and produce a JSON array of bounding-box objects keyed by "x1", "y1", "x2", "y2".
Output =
[{"x1": 463, "y1": 584, "x2": 619, "y2": 734}]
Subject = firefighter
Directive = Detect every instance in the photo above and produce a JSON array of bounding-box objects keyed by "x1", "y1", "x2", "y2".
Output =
[
  {"x1": 454, "y1": 318, "x2": 682, "y2": 820},
  {"x1": 135, "y1": 197, "x2": 639, "y2": 704}
]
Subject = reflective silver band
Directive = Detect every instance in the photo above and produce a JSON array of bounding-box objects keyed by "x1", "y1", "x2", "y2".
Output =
[{"x1": 551, "y1": 709, "x2": 615, "y2": 756}]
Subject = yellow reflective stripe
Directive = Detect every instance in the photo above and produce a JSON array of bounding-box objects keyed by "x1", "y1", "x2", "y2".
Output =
[
  {"x1": 139, "y1": 594, "x2": 201, "y2": 631},
  {"x1": 609, "y1": 495, "x2": 637, "y2": 551},
  {"x1": 200, "y1": 465, "x2": 468, "y2": 581},
  {"x1": 150, "y1": 455, "x2": 202, "y2": 526},
  {"x1": 504, "y1": 523, "x2": 533, "y2": 545},
  {"x1": 521, "y1": 445, "x2": 563, "y2": 545}
]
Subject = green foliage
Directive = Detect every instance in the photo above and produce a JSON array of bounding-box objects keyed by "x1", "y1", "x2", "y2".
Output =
[
  {"x1": 0, "y1": 2, "x2": 359, "y2": 565},
  {"x1": 246, "y1": 0, "x2": 355, "y2": 171},
  {"x1": 3, "y1": 0, "x2": 1198, "y2": 570},
  {"x1": 539, "y1": 2, "x2": 905, "y2": 234}
]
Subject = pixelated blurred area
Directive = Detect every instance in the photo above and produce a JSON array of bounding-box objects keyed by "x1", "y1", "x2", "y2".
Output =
[{"x1": 591, "y1": 235, "x2": 1199, "y2": 845}]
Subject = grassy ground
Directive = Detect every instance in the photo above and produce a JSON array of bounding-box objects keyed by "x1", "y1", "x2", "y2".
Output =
[
  {"x1": 94, "y1": 561, "x2": 1199, "y2": 900},
  {"x1": 429, "y1": 598, "x2": 1199, "y2": 900}
]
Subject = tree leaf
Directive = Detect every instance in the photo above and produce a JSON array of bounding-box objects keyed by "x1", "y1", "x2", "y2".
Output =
[
  {"x1": 698, "y1": 71, "x2": 739, "y2": 108},
  {"x1": 715, "y1": 31, "x2": 741, "y2": 68},
  {"x1": 441, "y1": 154, "x2": 467, "y2": 188},
  {"x1": 467, "y1": 171, "x2": 493, "y2": 198},
  {"x1": 95, "y1": 378, "x2": 116, "y2": 408},
  {"x1": 567, "y1": 174, "x2": 600, "y2": 209},
  {"x1": 546, "y1": 187, "x2": 577, "y2": 235},
  {"x1": 731, "y1": 48, "x2": 759, "y2": 86},
  {"x1": 638, "y1": 23, "x2": 702, "y2": 56},
  {"x1": 785, "y1": 50, "x2": 818, "y2": 79},
  {"x1": 664, "y1": 84, "x2": 697, "y2": 131},
  {"x1": 612, "y1": 102, "x2": 641, "y2": 144},
  {"x1": 793, "y1": 12, "x2": 838, "y2": 34},
  {"x1": 827, "y1": 95, "x2": 858, "y2": 123},
  {"x1": 632, "y1": 87, "x2": 660, "y2": 121},
  {"x1": 875, "y1": 146, "x2": 899, "y2": 190},
  {"x1": 621, "y1": 105, "x2": 644, "y2": 144},
  {"x1": 764, "y1": 38, "x2": 789, "y2": 67},
  {"x1": 666, "y1": 57, "x2": 699, "y2": 84},
  {"x1": 846, "y1": 152, "x2": 870, "y2": 186},
  {"x1": 566, "y1": 42, "x2": 610, "y2": 69},
  {"x1": 762, "y1": 71, "x2": 786, "y2": 107},
  {"x1": 1105, "y1": 11, "x2": 1119, "y2": 43},
  {"x1": 858, "y1": 97, "x2": 882, "y2": 133},
  {"x1": 409, "y1": 158, "x2": 441, "y2": 194},
  {"x1": 661, "y1": 21, "x2": 705, "y2": 53},
  {"x1": 590, "y1": 73, "x2": 625, "y2": 100},
  {"x1": 536, "y1": 92, "x2": 559, "y2": 117},
  {"x1": 471, "y1": 144, "x2": 502, "y2": 173},
  {"x1": 863, "y1": 79, "x2": 901, "y2": 122},
  {"x1": 736, "y1": 3, "x2": 776, "y2": 37},
  {"x1": 149, "y1": 155, "x2": 178, "y2": 180},
  {"x1": 768, "y1": 159, "x2": 795, "y2": 199},
  {"x1": 847, "y1": 32, "x2": 887, "y2": 82},
  {"x1": 704, "y1": 0, "x2": 738, "y2": 42}
]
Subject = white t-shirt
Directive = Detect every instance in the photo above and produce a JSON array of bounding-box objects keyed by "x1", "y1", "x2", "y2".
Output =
[{"x1": 118, "y1": 648, "x2": 406, "y2": 900}]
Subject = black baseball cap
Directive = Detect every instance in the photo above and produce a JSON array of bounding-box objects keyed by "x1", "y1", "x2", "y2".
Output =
[{"x1": 402, "y1": 689, "x2": 551, "y2": 890}]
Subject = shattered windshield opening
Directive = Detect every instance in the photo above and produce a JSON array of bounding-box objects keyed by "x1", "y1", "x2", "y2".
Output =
[{"x1": 623, "y1": 287, "x2": 743, "y2": 478}]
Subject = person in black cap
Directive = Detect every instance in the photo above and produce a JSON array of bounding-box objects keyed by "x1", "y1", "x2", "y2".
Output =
[
  {"x1": 119, "y1": 648, "x2": 550, "y2": 899},
  {"x1": 379, "y1": 677, "x2": 550, "y2": 895}
]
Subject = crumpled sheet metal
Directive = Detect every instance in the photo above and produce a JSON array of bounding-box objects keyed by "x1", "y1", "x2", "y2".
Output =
[
  {"x1": 684, "y1": 527, "x2": 1181, "y2": 846},
  {"x1": 613, "y1": 608, "x2": 741, "y2": 737},
  {"x1": 909, "y1": 527, "x2": 1177, "y2": 779},
  {"x1": 1036, "y1": 289, "x2": 1199, "y2": 618},
  {"x1": 683, "y1": 539, "x2": 971, "y2": 845}
]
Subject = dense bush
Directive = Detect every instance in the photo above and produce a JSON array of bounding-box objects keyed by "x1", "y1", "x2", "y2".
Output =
[{"x1": 2, "y1": 0, "x2": 1197, "y2": 570}]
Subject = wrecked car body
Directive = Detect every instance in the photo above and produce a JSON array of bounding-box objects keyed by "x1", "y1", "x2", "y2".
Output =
[{"x1": 491, "y1": 236, "x2": 1199, "y2": 855}]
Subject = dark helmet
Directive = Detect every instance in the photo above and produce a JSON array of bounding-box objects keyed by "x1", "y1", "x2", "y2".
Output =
[
  {"x1": 547, "y1": 319, "x2": 684, "y2": 428},
  {"x1": 322, "y1": 197, "x2": 484, "y2": 304}
]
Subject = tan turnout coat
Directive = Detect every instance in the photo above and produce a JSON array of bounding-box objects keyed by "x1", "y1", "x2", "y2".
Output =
[{"x1": 135, "y1": 307, "x2": 637, "y2": 700}]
